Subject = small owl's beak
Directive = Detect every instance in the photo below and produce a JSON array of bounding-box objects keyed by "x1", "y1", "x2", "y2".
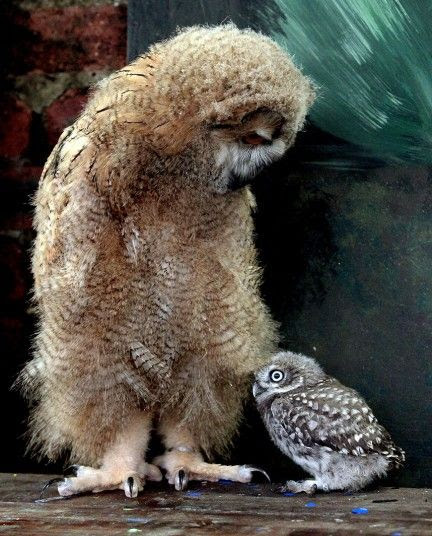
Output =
[{"x1": 252, "y1": 382, "x2": 262, "y2": 398}]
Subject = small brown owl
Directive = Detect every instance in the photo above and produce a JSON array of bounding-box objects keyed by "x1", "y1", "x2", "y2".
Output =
[
  {"x1": 19, "y1": 25, "x2": 315, "y2": 497},
  {"x1": 253, "y1": 351, "x2": 405, "y2": 493}
]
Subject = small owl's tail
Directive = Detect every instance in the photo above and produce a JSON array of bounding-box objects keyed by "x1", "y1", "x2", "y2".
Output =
[{"x1": 386, "y1": 443, "x2": 406, "y2": 471}]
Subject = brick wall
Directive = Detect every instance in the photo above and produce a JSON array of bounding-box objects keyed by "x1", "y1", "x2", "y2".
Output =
[{"x1": 0, "y1": 0, "x2": 127, "y2": 472}]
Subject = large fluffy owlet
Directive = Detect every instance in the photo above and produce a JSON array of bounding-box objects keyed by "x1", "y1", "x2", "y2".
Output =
[
  {"x1": 253, "y1": 352, "x2": 405, "y2": 493},
  {"x1": 19, "y1": 25, "x2": 315, "y2": 497}
]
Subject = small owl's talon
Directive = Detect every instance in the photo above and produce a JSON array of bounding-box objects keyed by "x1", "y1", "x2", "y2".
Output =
[
  {"x1": 40, "y1": 477, "x2": 64, "y2": 498},
  {"x1": 175, "y1": 469, "x2": 189, "y2": 491},
  {"x1": 307, "y1": 484, "x2": 318, "y2": 496},
  {"x1": 281, "y1": 479, "x2": 317, "y2": 495}
]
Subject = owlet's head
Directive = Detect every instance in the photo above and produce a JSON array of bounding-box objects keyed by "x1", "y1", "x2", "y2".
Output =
[
  {"x1": 253, "y1": 351, "x2": 326, "y2": 404},
  {"x1": 101, "y1": 24, "x2": 316, "y2": 194},
  {"x1": 154, "y1": 24, "x2": 316, "y2": 192}
]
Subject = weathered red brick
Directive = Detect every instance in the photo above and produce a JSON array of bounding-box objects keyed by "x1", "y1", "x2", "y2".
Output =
[
  {"x1": 0, "y1": 238, "x2": 27, "y2": 304},
  {"x1": 0, "y1": 163, "x2": 39, "y2": 231},
  {"x1": 0, "y1": 316, "x2": 26, "y2": 357},
  {"x1": 43, "y1": 88, "x2": 88, "y2": 147},
  {"x1": 27, "y1": 5, "x2": 127, "y2": 73},
  {"x1": 0, "y1": 95, "x2": 32, "y2": 159},
  {"x1": 1, "y1": 164, "x2": 43, "y2": 185}
]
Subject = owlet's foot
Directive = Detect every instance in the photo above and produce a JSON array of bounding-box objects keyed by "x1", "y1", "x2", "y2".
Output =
[
  {"x1": 43, "y1": 462, "x2": 162, "y2": 498},
  {"x1": 153, "y1": 448, "x2": 269, "y2": 490},
  {"x1": 41, "y1": 411, "x2": 160, "y2": 498}
]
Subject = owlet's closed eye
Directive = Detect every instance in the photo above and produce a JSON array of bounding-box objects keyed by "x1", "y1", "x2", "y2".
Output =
[
  {"x1": 241, "y1": 132, "x2": 271, "y2": 146},
  {"x1": 211, "y1": 109, "x2": 288, "y2": 192}
]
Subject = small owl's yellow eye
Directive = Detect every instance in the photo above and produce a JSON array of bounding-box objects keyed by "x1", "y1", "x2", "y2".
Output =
[
  {"x1": 241, "y1": 133, "x2": 268, "y2": 145},
  {"x1": 270, "y1": 369, "x2": 284, "y2": 382}
]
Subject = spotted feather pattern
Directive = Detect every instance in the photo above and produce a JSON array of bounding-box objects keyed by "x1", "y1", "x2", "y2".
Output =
[{"x1": 270, "y1": 378, "x2": 405, "y2": 468}]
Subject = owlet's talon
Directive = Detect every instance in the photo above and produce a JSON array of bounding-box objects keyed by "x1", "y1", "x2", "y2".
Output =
[
  {"x1": 121, "y1": 473, "x2": 144, "y2": 498},
  {"x1": 123, "y1": 476, "x2": 140, "y2": 498},
  {"x1": 175, "y1": 469, "x2": 189, "y2": 491},
  {"x1": 63, "y1": 465, "x2": 79, "y2": 477},
  {"x1": 40, "y1": 477, "x2": 65, "y2": 498},
  {"x1": 154, "y1": 448, "x2": 267, "y2": 489},
  {"x1": 246, "y1": 466, "x2": 271, "y2": 483},
  {"x1": 127, "y1": 476, "x2": 134, "y2": 497}
]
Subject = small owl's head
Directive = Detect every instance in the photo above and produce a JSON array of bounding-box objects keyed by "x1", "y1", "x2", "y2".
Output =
[{"x1": 253, "y1": 351, "x2": 326, "y2": 404}]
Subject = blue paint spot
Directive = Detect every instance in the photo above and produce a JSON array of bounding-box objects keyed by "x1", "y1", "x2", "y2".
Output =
[
  {"x1": 219, "y1": 479, "x2": 234, "y2": 485},
  {"x1": 305, "y1": 501, "x2": 317, "y2": 507},
  {"x1": 126, "y1": 517, "x2": 151, "y2": 524},
  {"x1": 391, "y1": 532, "x2": 402, "y2": 536},
  {"x1": 185, "y1": 490, "x2": 202, "y2": 497},
  {"x1": 283, "y1": 492, "x2": 296, "y2": 497},
  {"x1": 351, "y1": 507, "x2": 369, "y2": 515}
]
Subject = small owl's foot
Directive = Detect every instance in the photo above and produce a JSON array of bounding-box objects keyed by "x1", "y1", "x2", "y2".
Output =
[
  {"x1": 50, "y1": 462, "x2": 162, "y2": 498},
  {"x1": 153, "y1": 449, "x2": 269, "y2": 491},
  {"x1": 280, "y1": 479, "x2": 318, "y2": 495}
]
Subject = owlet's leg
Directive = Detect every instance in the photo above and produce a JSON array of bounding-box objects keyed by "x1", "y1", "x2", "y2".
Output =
[
  {"x1": 153, "y1": 416, "x2": 269, "y2": 490},
  {"x1": 53, "y1": 410, "x2": 161, "y2": 498}
]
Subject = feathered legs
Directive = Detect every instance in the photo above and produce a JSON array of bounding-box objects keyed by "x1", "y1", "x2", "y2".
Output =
[
  {"x1": 56, "y1": 410, "x2": 161, "y2": 497},
  {"x1": 153, "y1": 417, "x2": 268, "y2": 490}
]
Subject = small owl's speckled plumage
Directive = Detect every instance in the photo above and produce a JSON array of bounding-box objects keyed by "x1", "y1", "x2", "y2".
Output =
[
  {"x1": 253, "y1": 352, "x2": 405, "y2": 493},
  {"x1": 18, "y1": 25, "x2": 315, "y2": 496}
]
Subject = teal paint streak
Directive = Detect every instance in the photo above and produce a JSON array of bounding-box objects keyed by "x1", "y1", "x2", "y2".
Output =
[{"x1": 258, "y1": 0, "x2": 432, "y2": 163}]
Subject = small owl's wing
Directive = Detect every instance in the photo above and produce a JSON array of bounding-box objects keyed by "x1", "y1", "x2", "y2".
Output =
[{"x1": 271, "y1": 380, "x2": 403, "y2": 462}]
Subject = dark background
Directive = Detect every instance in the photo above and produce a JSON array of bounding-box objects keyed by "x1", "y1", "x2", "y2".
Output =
[{"x1": 1, "y1": 0, "x2": 431, "y2": 487}]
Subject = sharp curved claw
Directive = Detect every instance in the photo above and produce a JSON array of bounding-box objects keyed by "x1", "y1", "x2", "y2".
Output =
[
  {"x1": 40, "y1": 477, "x2": 64, "y2": 499},
  {"x1": 63, "y1": 465, "x2": 79, "y2": 477},
  {"x1": 175, "y1": 469, "x2": 189, "y2": 491},
  {"x1": 247, "y1": 466, "x2": 271, "y2": 483},
  {"x1": 307, "y1": 484, "x2": 318, "y2": 496},
  {"x1": 127, "y1": 476, "x2": 135, "y2": 498}
]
